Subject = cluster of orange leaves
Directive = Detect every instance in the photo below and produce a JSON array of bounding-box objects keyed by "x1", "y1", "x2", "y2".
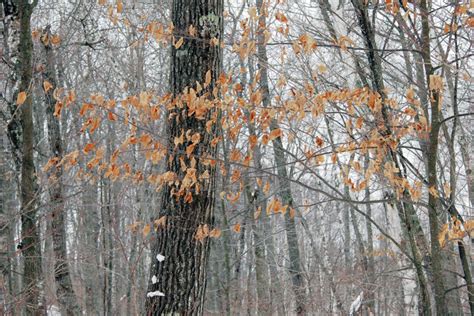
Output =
[
  {"x1": 40, "y1": 1, "x2": 454, "y2": 241},
  {"x1": 438, "y1": 217, "x2": 474, "y2": 248}
]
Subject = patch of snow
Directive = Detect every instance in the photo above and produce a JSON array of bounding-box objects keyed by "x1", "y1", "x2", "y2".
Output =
[
  {"x1": 47, "y1": 305, "x2": 61, "y2": 316},
  {"x1": 147, "y1": 290, "x2": 165, "y2": 297},
  {"x1": 152, "y1": 275, "x2": 158, "y2": 284},
  {"x1": 349, "y1": 291, "x2": 363, "y2": 316},
  {"x1": 156, "y1": 254, "x2": 165, "y2": 262}
]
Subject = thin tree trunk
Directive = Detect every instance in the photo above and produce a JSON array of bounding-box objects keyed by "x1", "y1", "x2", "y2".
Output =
[
  {"x1": 244, "y1": 179, "x2": 271, "y2": 315},
  {"x1": 0, "y1": 127, "x2": 11, "y2": 314},
  {"x1": 255, "y1": 1, "x2": 307, "y2": 314},
  {"x1": 242, "y1": 51, "x2": 284, "y2": 315},
  {"x1": 419, "y1": 0, "x2": 447, "y2": 313}
]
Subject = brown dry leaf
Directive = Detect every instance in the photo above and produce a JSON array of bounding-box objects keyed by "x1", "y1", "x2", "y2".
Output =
[
  {"x1": 42, "y1": 157, "x2": 59, "y2": 172},
  {"x1": 249, "y1": 135, "x2": 257, "y2": 150},
  {"x1": 174, "y1": 37, "x2": 184, "y2": 49},
  {"x1": 142, "y1": 224, "x2": 151, "y2": 237},
  {"x1": 315, "y1": 136, "x2": 324, "y2": 147},
  {"x1": 174, "y1": 131, "x2": 184, "y2": 147},
  {"x1": 108, "y1": 111, "x2": 117, "y2": 121},
  {"x1": 233, "y1": 223, "x2": 241, "y2": 233},
  {"x1": 117, "y1": 0, "x2": 123, "y2": 13},
  {"x1": 17, "y1": 91, "x2": 27, "y2": 105},
  {"x1": 50, "y1": 35, "x2": 61, "y2": 45},
  {"x1": 209, "y1": 228, "x2": 221, "y2": 238},
  {"x1": 43, "y1": 80, "x2": 53, "y2": 93},
  {"x1": 438, "y1": 223, "x2": 448, "y2": 248},
  {"x1": 275, "y1": 12, "x2": 288, "y2": 23},
  {"x1": 230, "y1": 169, "x2": 241, "y2": 183},
  {"x1": 204, "y1": 70, "x2": 211, "y2": 88},
  {"x1": 269, "y1": 128, "x2": 282, "y2": 141},
  {"x1": 263, "y1": 181, "x2": 270, "y2": 195},
  {"x1": 154, "y1": 216, "x2": 167, "y2": 230},
  {"x1": 188, "y1": 25, "x2": 196, "y2": 37},
  {"x1": 226, "y1": 191, "x2": 240, "y2": 204},
  {"x1": 191, "y1": 133, "x2": 200, "y2": 144},
  {"x1": 54, "y1": 102, "x2": 63, "y2": 117}
]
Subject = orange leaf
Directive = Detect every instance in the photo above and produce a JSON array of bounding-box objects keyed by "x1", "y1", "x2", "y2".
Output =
[
  {"x1": 269, "y1": 128, "x2": 282, "y2": 140},
  {"x1": 54, "y1": 102, "x2": 63, "y2": 117},
  {"x1": 438, "y1": 223, "x2": 448, "y2": 248},
  {"x1": 263, "y1": 181, "x2": 270, "y2": 195},
  {"x1": 195, "y1": 224, "x2": 210, "y2": 242},
  {"x1": 315, "y1": 136, "x2": 324, "y2": 147},
  {"x1": 108, "y1": 111, "x2": 117, "y2": 121},
  {"x1": 174, "y1": 37, "x2": 184, "y2": 49},
  {"x1": 174, "y1": 131, "x2": 184, "y2": 147},
  {"x1": 186, "y1": 144, "x2": 195, "y2": 156},
  {"x1": 204, "y1": 70, "x2": 211, "y2": 88},
  {"x1": 191, "y1": 133, "x2": 200, "y2": 144},
  {"x1": 43, "y1": 80, "x2": 53, "y2": 93},
  {"x1": 289, "y1": 207, "x2": 296, "y2": 219},
  {"x1": 117, "y1": 0, "x2": 123, "y2": 13},
  {"x1": 226, "y1": 191, "x2": 241, "y2": 204},
  {"x1": 233, "y1": 223, "x2": 241, "y2": 233},
  {"x1": 154, "y1": 216, "x2": 167, "y2": 230},
  {"x1": 249, "y1": 135, "x2": 257, "y2": 150},
  {"x1": 79, "y1": 103, "x2": 93, "y2": 116},
  {"x1": 275, "y1": 12, "x2": 288, "y2": 23},
  {"x1": 188, "y1": 25, "x2": 196, "y2": 37},
  {"x1": 143, "y1": 224, "x2": 151, "y2": 237},
  {"x1": 230, "y1": 169, "x2": 241, "y2": 183},
  {"x1": 50, "y1": 35, "x2": 61, "y2": 45},
  {"x1": 230, "y1": 149, "x2": 241, "y2": 162},
  {"x1": 17, "y1": 91, "x2": 27, "y2": 105},
  {"x1": 209, "y1": 228, "x2": 221, "y2": 238}
]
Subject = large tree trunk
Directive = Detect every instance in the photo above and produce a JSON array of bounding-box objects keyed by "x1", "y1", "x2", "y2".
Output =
[
  {"x1": 145, "y1": 0, "x2": 223, "y2": 314},
  {"x1": 41, "y1": 26, "x2": 81, "y2": 316}
]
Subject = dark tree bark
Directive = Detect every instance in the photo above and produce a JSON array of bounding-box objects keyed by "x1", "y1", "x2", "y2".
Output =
[
  {"x1": 41, "y1": 26, "x2": 81, "y2": 316},
  {"x1": 146, "y1": 0, "x2": 223, "y2": 314},
  {"x1": 16, "y1": 0, "x2": 42, "y2": 313}
]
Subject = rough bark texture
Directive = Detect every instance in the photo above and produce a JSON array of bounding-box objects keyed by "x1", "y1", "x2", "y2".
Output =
[
  {"x1": 16, "y1": 0, "x2": 42, "y2": 313},
  {"x1": 2, "y1": 0, "x2": 22, "y2": 169},
  {"x1": 145, "y1": 0, "x2": 223, "y2": 314},
  {"x1": 41, "y1": 26, "x2": 81, "y2": 316}
]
